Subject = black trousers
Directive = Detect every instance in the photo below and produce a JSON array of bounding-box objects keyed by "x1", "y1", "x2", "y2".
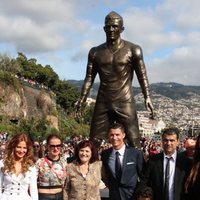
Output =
[{"x1": 39, "y1": 192, "x2": 63, "y2": 200}]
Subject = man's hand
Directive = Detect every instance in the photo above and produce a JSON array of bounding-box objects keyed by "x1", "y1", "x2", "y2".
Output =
[{"x1": 144, "y1": 96, "x2": 154, "y2": 119}]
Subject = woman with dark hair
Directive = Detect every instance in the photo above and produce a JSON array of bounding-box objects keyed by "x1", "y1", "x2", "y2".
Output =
[
  {"x1": 0, "y1": 133, "x2": 38, "y2": 200},
  {"x1": 32, "y1": 141, "x2": 43, "y2": 163},
  {"x1": 185, "y1": 134, "x2": 200, "y2": 200},
  {"x1": 135, "y1": 185, "x2": 153, "y2": 200},
  {"x1": 64, "y1": 140, "x2": 102, "y2": 200},
  {"x1": 36, "y1": 134, "x2": 67, "y2": 200}
]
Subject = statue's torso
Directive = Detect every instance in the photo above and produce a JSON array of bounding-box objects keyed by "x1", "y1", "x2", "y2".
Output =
[{"x1": 93, "y1": 41, "x2": 136, "y2": 102}]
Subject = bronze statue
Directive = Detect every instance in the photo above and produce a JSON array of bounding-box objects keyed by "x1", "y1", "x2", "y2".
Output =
[{"x1": 76, "y1": 11, "x2": 153, "y2": 147}]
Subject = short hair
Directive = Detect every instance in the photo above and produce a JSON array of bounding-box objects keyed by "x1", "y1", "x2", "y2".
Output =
[
  {"x1": 46, "y1": 133, "x2": 62, "y2": 145},
  {"x1": 135, "y1": 185, "x2": 153, "y2": 199},
  {"x1": 74, "y1": 140, "x2": 99, "y2": 164},
  {"x1": 105, "y1": 11, "x2": 123, "y2": 27},
  {"x1": 162, "y1": 127, "x2": 179, "y2": 140},
  {"x1": 108, "y1": 122, "x2": 126, "y2": 133}
]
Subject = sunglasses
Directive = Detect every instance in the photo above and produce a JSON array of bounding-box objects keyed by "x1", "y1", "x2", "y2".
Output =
[
  {"x1": 49, "y1": 144, "x2": 62, "y2": 149},
  {"x1": 33, "y1": 145, "x2": 40, "y2": 148}
]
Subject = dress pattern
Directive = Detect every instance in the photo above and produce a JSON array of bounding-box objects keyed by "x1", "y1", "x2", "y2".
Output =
[
  {"x1": 65, "y1": 161, "x2": 102, "y2": 200},
  {"x1": 36, "y1": 156, "x2": 67, "y2": 188}
]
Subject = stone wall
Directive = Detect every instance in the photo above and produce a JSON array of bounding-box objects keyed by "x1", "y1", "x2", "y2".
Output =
[{"x1": 0, "y1": 82, "x2": 58, "y2": 129}]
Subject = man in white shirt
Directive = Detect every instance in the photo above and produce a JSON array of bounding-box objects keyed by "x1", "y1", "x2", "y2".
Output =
[
  {"x1": 140, "y1": 128, "x2": 192, "y2": 200},
  {"x1": 101, "y1": 123, "x2": 144, "y2": 200}
]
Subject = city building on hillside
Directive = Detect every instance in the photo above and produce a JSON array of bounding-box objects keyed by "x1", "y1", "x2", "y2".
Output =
[
  {"x1": 86, "y1": 97, "x2": 96, "y2": 106},
  {"x1": 138, "y1": 112, "x2": 166, "y2": 138}
]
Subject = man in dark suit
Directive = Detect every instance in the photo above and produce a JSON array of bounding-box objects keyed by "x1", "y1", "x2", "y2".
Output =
[
  {"x1": 140, "y1": 128, "x2": 192, "y2": 200},
  {"x1": 101, "y1": 123, "x2": 144, "y2": 200}
]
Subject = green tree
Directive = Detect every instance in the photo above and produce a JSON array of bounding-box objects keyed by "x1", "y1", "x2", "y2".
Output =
[
  {"x1": 53, "y1": 80, "x2": 79, "y2": 114},
  {"x1": 15, "y1": 52, "x2": 37, "y2": 79},
  {"x1": 0, "y1": 54, "x2": 21, "y2": 74},
  {"x1": 43, "y1": 65, "x2": 59, "y2": 89},
  {"x1": 17, "y1": 118, "x2": 58, "y2": 141},
  {"x1": 81, "y1": 103, "x2": 94, "y2": 124},
  {"x1": 60, "y1": 116, "x2": 89, "y2": 138},
  {"x1": 0, "y1": 71, "x2": 21, "y2": 91}
]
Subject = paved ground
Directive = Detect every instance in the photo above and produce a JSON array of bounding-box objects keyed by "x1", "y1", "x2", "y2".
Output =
[{"x1": 100, "y1": 188, "x2": 109, "y2": 199}]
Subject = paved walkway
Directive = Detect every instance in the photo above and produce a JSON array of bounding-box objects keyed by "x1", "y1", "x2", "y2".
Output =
[{"x1": 100, "y1": 188, "x2": 109, "y2": 199}]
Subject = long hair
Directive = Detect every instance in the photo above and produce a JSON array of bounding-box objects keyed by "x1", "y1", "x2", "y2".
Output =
[
  {"x1": 75, "y1": 140, "x2": 99, "y2": 164},
  {"x1": 185, "y1": 134, "x2": 200, "y2": 192},
  {"x1": 3, "y1": 133, "x2": 34, "y2": 175}
]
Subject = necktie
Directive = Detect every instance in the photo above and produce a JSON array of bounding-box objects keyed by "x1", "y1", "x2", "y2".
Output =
[
  {"x1": 115, "y1": 151, "x2": 122, "y2": 181},
  {"x1": 164, "y1": 157, "x2": 171, "y2": 200}
]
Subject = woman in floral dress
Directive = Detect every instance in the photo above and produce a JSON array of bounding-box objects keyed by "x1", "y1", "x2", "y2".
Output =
[{"x1": 36, "y1": 134, "x2": 67, "y2": 200}]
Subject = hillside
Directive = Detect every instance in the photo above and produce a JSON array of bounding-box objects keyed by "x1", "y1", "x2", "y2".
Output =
[
  {"x1": 67, "y1": 80, "x2": 200, "y2": 100},
  {"x1": 0, "y1": 81, "x2": 58, "y2": 129},
  {"x1": 151, "y1": 82, "x2": 200, "y2": 99}
]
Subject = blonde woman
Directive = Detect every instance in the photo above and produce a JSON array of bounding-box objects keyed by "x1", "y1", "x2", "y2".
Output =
[{"x1": 0, "y1": 133, "x2": 38, "y2": 200}]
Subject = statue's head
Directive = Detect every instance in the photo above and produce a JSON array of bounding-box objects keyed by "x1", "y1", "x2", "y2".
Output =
[{"x1": 105, "y1": 11, "x2": 124, "y2": 29}]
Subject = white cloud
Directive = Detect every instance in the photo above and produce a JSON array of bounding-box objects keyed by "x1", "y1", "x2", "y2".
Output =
[
  {"x1": 0, "y1": 0, "x2": 92, "y2": 53},
  {"x1": 0, "y1": 0, "x2": 199, "y2": 85},
  {"x1": 157, "y1": 0, "x2": 200, "y2": 30},
  {"x1": 119, "y1": 0, "x2": 200, "y2": 85},
  {"x1": 149, "y1": 46, "x2": 200, "y2": 85}
]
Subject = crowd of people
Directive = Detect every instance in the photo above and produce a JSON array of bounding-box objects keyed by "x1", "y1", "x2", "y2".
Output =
[{"x1": 0, "y1": 124, "x2": 199, "y2": 200}]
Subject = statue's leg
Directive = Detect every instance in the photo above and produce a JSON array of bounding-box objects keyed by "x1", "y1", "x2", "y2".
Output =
[
  {"x1": 90, "y1": 103, "x2": 110, "y2": 142},
  {"x1": 114, "y1": 102, "x2": 141, "y2": 148}
]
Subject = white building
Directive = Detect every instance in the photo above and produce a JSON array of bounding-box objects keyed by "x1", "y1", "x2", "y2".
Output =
[
  {"x1": 138, "y1": 112, "x2": 166, "y2": 138},
  {"x1": 86, "y1": 98, "x2": 96, "y2": 106}
]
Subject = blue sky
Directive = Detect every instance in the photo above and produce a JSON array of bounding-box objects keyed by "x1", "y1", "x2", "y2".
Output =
[{"x1": 0, "y1": 0, "x2": 199, "y2": 86}]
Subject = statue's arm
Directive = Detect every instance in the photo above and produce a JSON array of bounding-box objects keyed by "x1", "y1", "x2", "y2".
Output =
[
  {"x1": 75, "y1": 48, "x2": 97, "y2": 118},
  {"x1": 133, "y1": 45, "x2": 154, "y2": 116}
]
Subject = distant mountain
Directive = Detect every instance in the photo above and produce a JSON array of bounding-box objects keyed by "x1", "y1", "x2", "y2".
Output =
[
  {"x1": 151, "y1": 82, "x2": 200, "y2": 99},
  {"x1": 67, "y1": 80, "x2": 200, "y2": 100}
]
